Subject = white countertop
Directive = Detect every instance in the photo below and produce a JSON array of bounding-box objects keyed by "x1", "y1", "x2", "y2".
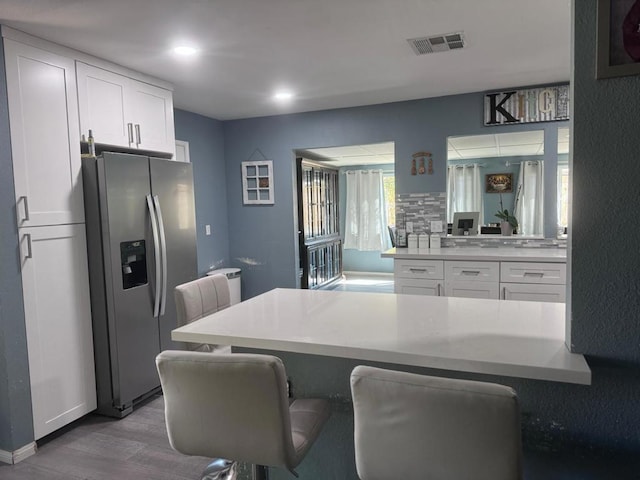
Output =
[
  {"x1": 382, "y1": 247, "x2": 567, "y2": 262},
  {"x1": 172, "y1": 288, "x2": 590, "y2": 385}
]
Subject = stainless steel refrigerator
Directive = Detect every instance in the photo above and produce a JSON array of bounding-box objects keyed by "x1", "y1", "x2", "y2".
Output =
[{"x1": 82, "y1": 152, "x2": 197, "y2": 417}]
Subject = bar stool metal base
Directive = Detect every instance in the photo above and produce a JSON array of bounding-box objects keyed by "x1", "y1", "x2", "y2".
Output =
[{"x1": 201, "y1": 458, "x2": 237, "y2": 480}]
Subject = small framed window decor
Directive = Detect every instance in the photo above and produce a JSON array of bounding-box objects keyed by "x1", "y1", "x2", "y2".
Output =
[{"x1": 242, "y1": 160, "x2": 274, "y2": 204}]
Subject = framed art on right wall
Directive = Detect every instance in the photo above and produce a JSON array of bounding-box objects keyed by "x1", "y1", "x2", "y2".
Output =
[{"x1": 596, "y1": 0, "x2": 640, "y2": 78}]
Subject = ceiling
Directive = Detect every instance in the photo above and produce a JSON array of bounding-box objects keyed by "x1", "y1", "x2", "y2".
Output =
[
  {"x1": 300, "y1": 142, "x2": 394, "y2": 167},
  {"x1": 0, "y1": 0, "x2": 571, "y2": 121}
]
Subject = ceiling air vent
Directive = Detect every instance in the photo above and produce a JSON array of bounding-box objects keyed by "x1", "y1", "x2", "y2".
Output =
[{"x1": 408, "y1": 32, "x2": 465, "y2": 55}]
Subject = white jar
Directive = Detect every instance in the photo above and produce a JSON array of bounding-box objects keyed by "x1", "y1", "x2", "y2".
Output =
[
  {"x1": 430, "y1": 234, "x2": 441, "y2": 249},
  {"x1": 418, "y1": 233, "x2": 430, "y2": 249},
  {"x1": 407, "y1": 233, "x2": 418, "y2": 249}
]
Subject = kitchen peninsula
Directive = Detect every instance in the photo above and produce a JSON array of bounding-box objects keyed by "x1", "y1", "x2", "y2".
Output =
[
  {"x1": 172, "y1": 287, "x2": 590, "y2": 480},
  {"x1": 383, "y1": 246, "x2": 567, "y2": 302}
]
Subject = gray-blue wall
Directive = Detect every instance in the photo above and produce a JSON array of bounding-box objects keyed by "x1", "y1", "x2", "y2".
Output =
[
  {"x1": 0, "y1": 37, "x2": 34, "y2": 452},
  {"x1": 339, "y1": 164, "x2": 394, "y2": 273},
  {"x1": 174, "y1": 109, "x2": 230, "y2": 275},
  {"x1": 568, "y1": 0, "x2": 640, "y2": 438},
  {"x1": 223, "y1": 95, "x2": 567, "y2": 299}
]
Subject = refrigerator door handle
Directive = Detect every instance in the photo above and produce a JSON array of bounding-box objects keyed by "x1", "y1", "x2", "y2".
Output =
[
  {"x1": 153, "y1": 195, "x2": 168, "y2": 316},
  {"x1": 147, "y1": 194, "x2": 162, "y2": 318}
]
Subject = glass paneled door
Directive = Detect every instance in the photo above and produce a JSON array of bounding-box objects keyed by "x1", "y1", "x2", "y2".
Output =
[{"x1": 296, "y1": 159, "x2": 342, "y2": 289}]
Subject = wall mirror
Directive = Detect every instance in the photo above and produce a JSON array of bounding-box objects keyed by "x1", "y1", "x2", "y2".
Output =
[{"x1": 447, "y1": 129, "x2": 567, "y2": 238}]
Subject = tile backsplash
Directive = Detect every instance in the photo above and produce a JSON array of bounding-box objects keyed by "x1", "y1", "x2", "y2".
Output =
[{"x1": 395, "y1": 191, "x2": 565, "y2": 249}]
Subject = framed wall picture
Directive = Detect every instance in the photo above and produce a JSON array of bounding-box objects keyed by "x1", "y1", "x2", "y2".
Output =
[
  {"x1": 596, "y1": 0, "x2": 640, "y2": 78},
  {"x1": 242, "y1": 160, "x2": 274, "y2": 204},
  {"x1": 485, "y1": 173, "x2": 513, "y2": 193}
]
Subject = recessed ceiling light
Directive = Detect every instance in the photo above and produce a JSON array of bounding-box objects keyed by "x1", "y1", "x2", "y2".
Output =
[
  {"x1": 172, "y1": 45, "x2": 199, "y2": 57},
  {"x1": 273, "y1": 91, "x2": 294, "y2": 102}
]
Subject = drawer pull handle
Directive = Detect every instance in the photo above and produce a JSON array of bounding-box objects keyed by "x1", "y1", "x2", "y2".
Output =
[
  {"x1": 409, "y1": 268, "x2": 427, "y2": 273},
  {"x1": 502, "y1": 286, "x2": 507, "y2": 299},
  {"x1": 437, "y1": 283, "x2": 442, "y2": 296},
  {"x1": 524, "y1": 272, "x2": 544, "y2": 277},
  {"x1": 461, "y1": 270, "x2": 480, "y2": 275}
]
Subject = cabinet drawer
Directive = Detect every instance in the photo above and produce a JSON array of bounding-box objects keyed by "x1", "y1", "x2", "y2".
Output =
[
  {"x1": 444, "y1": 281, "x2": 499, "y2": 299},
  {"x1": 501, "y1": 283, "x2": 566, "y2": 303},
  {"x1": 394, "y1": 259, "x2": 443, "y2": 280},
  {"x1": 445, "y1": 261, "x2": 499, "y2": 283},
  {"x1": 500, "y1": 262, "x2": 566, "y2": 285},
  {"x1": 395, "y1": 278, "x2": 442, "y2": 296}
]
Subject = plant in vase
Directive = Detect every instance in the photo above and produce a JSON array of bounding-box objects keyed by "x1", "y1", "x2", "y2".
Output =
[{"x1": 495, "y1": 194, "x2": 518, "y2": 236}]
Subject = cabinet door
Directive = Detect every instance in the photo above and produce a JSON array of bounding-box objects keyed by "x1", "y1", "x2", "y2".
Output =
[
  {"x1": 5, "y1": 40, "x2": 84, "y2": 226},
  {"x1": 130, "y1": 79, "x2": 175, "y2": 155},
  {"x1": 501, "y1": 283, "x2": 566, "y2": 303},
  {"x1": 76, "y1": 61, "x2": 131, "y2": 147},
  {"x1": 445, "y1": 281, "x2": 500, "y2": 299},
  {"x1": 395, "y1": 278, "x2": 442, "y2": 296},
  {"x1": 19, "y1": 224, "x2": 97, "y2": 439}
]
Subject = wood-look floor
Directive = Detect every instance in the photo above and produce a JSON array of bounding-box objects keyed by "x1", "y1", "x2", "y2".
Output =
[{"x1": 0, "y1": 395, "x2": 213, "y2": 480}]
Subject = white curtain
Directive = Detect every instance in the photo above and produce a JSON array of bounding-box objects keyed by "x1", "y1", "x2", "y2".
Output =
[
  {"x1": 446, "y1": 164, "x2": 484, "y2": 225},
  {"x1": 514, "y1": 161, "x2": 544, "y2": 235},
  {"x1": 344, "y1": 170, "x2": 388, "y2": 251}
]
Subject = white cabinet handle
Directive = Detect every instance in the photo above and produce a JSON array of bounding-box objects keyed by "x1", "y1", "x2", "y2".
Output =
[
  {"x1": 18, "y1": 195, "x2": 30, "y2": 223},
  {"x1": 127, "y1": 123, "x2": 134, "y2": 146},
  {"x1": 135, "y1": 124, "x2": 141, "y2": 146},
  {"x1": 461, "y1": 270, "x2": 480, "y2": 276},
  {"x1": 23, "y1": 233, "x2": 33, "y2": 259},
  {"x1": 524, "y1": 272, "x2": 544, "y2": 277},
  {"x1": 409, "y1": 267, "x2": 427, "y2": 273}
]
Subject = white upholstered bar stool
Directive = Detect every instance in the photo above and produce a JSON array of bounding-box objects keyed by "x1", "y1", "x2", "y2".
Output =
[
  {"x1": 174, "y1": 274, "x2": 232, "y2": 353},
  {"x1": 350, "y1": 365, "x2": 523, "y2": 480},
  {"x1": 156, "y1": 351, "x2": 331, "y2": 480}
]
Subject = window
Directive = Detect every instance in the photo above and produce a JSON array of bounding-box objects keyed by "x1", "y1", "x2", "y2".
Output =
[{"x1": 383, "y1": 174, "x2": 395, "y2": 227}]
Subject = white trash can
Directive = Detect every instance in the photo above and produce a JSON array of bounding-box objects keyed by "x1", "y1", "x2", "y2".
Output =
[{"x1": 207, "y1": 267, "x2": 241, "y2": 305}]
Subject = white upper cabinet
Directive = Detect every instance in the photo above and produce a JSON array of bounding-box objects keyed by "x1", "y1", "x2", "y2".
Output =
[
  {"x1": 76, "y1": 62, "x2": 129, "y2": 147},
  {"x1": 129, "y1": 80, "x2": 175, "y2": 153},
  {"x1": 4, "y1": 39, "x2": 84, "y2": 227},
  {"x1": 76, "y1": 61, "x2": 176, "y2": 155}
]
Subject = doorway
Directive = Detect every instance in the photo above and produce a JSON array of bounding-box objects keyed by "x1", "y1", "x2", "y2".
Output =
[{"x1": 295, "y1": 142, "x2": 395, "y2": 289}]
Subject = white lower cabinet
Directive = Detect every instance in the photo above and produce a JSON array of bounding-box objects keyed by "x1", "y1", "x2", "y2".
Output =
[
  {"x1": 20, "y1": 224, "x2": 97, "y2": 439},
  {"x1": 393, "y1": 257, "x2": 566, "y2": 302},
  {"x1": 445, "y1": 280, "x2": 500, "y2": 299},
  {"x1": 394, "y1": 259, "x2": 443, "y2": 296},
  {"x1": 501, "y1": 283, "x2": 566, "y2": 302},
  {"x1": 444, "y1": 261, "x2": 500, "y2": 300},
  {"x1": 395, "y1": 278, "x2": 442, "y2": 296},
  {"x1": 500, "y1": 262, "x2": 567, "y2": 303}
]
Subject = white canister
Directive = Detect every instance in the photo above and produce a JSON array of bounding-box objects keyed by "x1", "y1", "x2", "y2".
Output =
[
  {"x1": 430, "y1": 234, "x2": 441, "y2": 249},
  {"x1": 418, "y1": 233, "x2": 430, "y2": 249},
  {"x1": 407, "y1": 233, "x2": 418, "y2": 249}
]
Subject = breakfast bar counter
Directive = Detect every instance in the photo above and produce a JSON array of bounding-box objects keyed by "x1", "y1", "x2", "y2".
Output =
[{"x1": 172, "y1": 288, "x2": 590, "y2": 385}]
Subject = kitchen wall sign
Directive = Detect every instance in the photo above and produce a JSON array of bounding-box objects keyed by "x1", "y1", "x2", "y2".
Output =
[
  {"x1": 484, "y1": 85, "x2": 569, "y2": 126},
  {"x1": 596, "y1": 0, "x2": 640, "y2": 78},
  {"x1": 242, "y1": 160, "x2": 274, "y2": 204}
]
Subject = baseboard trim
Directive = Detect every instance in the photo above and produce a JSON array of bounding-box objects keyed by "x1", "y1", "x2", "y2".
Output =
[
  {"x1": 0, "y1": 442, "x2": 37, "y2": 465},
  {"x1": 342, "y1": 270, "x2": 393, "y2": 279}
]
